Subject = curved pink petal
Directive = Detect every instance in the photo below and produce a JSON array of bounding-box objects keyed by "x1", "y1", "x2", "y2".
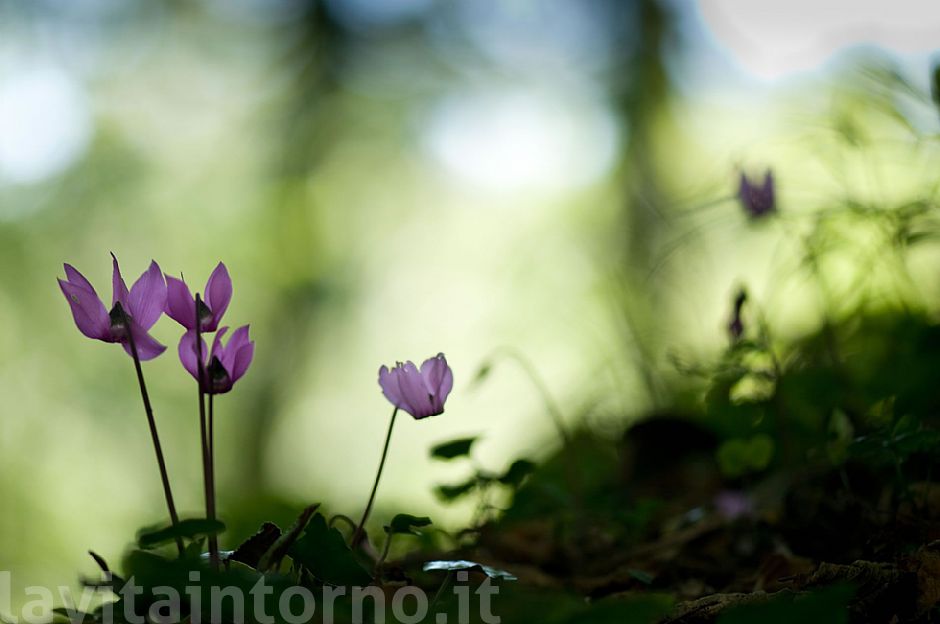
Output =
[
  {"x1": 230, "y1": 341, "x2": 254, "y2": 383},
  {"x1": 165, "y1": 275, "x2": 196, "y2": 329},
  {"x1": 127, "y1": 261, "x2": 166, "y2": 330},
  {"x1": 210, "y1": 326, "x2": 229, "y2": 362},
  {"x1": 420, "y1": 354, "x2": 449, "y2": 394},
  {"x1": 63, "y1": 264, "x2": 98, "y2": 295},
  {"x1": 204, "y1": 262, "x2": 232, "y2": 329},
  {"x1": 178, "y1": 330, "x2": 206, "y2": 380},
  {"x1": 110, "y1": 253, "x2": 129, "y2": 307},
  {"x1": 397, "y1": 361, "x2": 436, "y2": 419},
  {"x1": 121, "y1": 320, "x2": 166, "y2": 361},
  {"x1": 379, "y1": 365, "x2": 403, "y2": 408},
  {"x1": 221, "y1": 325, "x2": 249, "y2": 373},
  {"x1": 226, "y1": 325, "x2": 250, "y2": 351},
  {"x1": 390, "y1": 367, "x2": 418, "y2": 415},
  {"x1": 436, "y1": 366, "x2": 454, "y2": 409},
  {"x1": 419, "y1": 353, "x2": 453, "y2": 414},
  {"x1": 58, "y1": 279, "x2": 111, "y2": 341}
]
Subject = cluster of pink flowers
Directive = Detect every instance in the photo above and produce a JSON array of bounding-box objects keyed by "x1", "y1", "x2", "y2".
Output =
[
  {"x1": 58, "y1": 255, "x2": 255, "y2": 393},
  {"x1": 59, "y1": 253, "x2": 453, "y2": 556}
]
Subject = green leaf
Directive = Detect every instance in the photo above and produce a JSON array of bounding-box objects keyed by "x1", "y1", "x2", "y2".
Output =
[
  {"x1": 627, "y1": 568, "x2": 654, "y2": 585},
  {"x1": 289, "y1": 513, "x2": 372, "y2": 586},
  {"x1": 471, "y1": 361, "x2": 493, "y2": 387},
  {"x1": 434, "y1": 479, "x2": 477, "y2": 502},
  {"x1": 258, "y1": 504, "x2": 320, "y2": 572},
  {"x1": 422, "y1": 560, "x2": 517, "y2": 580},
  {"x1": 385, "y1": 514, "x2": 432, "y2": 535},
  {"x1": 717, "y1": 435, "x2": 775, "y2": 478},
  {"x1": 137, "y1": 519, "x2": 225, "y2": 549},
  {"x1": 746, "y1": 433, "x2": 774, "y2": 470},
  {"x1": 498, "y1": 459, "x2": 536, "y2": 487},
  {"x1": 229, "y1": 522, "x2": 282, "y2": 569},
  {"x1": 431, "y1": 437, "x2": 478, "y2": 460}
]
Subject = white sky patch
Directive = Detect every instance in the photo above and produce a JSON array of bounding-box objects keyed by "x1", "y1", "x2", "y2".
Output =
[
  {"x1": 696, "y1": 0, "x2": 940, "y2": 81},
  {"x1": 423, "y1": 88, "x2": 620, "y2": 194},
  {"x1": 0, "y1": 67, "x2": 92, "y2": 185}
]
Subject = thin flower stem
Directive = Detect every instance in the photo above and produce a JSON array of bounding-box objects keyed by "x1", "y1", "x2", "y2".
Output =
[
  {"x1": 374, "y1": 533, "x2": 394, "y2": 577},
  {"x1": 490, "y1": 347, "x2": 570, "y2": 445},
  {"x1": 351, "y1": 407, "x2": 398, "y2": 548},
  {"x1": 328, "y1": 514, "x2": 358, "y2": 533},
  {"x1": 194, "y1": 295, "x2": 219, "y2": 568},
  {"x1": 208, "y1": 393, "x2": 219, "y2": 563},
  {"x1": 428, "y1": 571, "x2": 454, "y2": 613},
  {"x1": 118, "y1": 304, "x2": 183, "y2": 556}
]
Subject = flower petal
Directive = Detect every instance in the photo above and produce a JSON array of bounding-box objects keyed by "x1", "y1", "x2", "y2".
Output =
[
  {"x1": 121, "y1": 319, "x2": 166, "y2": 361},
  {"x1": 397, "y1": 361, "x2": 435, "y2": 419},
  {"x1": 420, "y1": 354, "x2": 448, "y2": 394},
  {"x1": 230, "y1": 340, "x2": 254, "y2": 383},
  {"x1": 379, "y1": 365, "x2": 404, "y2": 408},
  {"x1": 177, "y1": 329, "x2": 207, "y2": 380},
  {"x1": 435, "y1": 367, "x2": 454, "y2": 412},
  {"x1": 221, "y1": 325, "x2": 250, "y2": 373},
  {"x1": 204, "y1": 262, "x2": 232, "y2": 329},
  {"x1": 420, "y1": 353, "x2": 453, "y2": 414},
  {"x1": 58, "y1": 278, "x2": 111, "y2": 341},
  {"x1": 164, "y1": 275, "x2": 196, "y2": 329},
  {"x1": 210, "y1": 326, "x2": 229, "y2": 363},
  {"x1": 111, "y1": 253, "x2": 129, "y2": 307},
  {"x1": 127, "y1": 261, "x2": 167, "y2": 330},
  {"x1": 63, "y1": 264, "x2": 98, "y2": 295}
]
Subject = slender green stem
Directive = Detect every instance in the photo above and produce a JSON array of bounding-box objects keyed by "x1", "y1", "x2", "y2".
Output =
[
  {"x1": 428, "y1": 571, "x2": 454, "y2": 613},
  {"x1": 328, "y1": 514, "x2": 358, "y2": 533},
  {"x1": 118, "y1": 304, "x2": 183, "y2": 556},
  {"x1": 351, "y1": 407, "x2": 398, "y2": 547},
  {"x1": 194, "y1": 295, "x2": 219, "y2": 568},
  {"x1": 374, "y1": 534, "x2": 394, "y2": 577},
  {"x1": 208, "y1": 393, "x2": 219, "y2": 565},
  {"x1": 497, "y1": 348, "x2": 570, "y2": 445}
]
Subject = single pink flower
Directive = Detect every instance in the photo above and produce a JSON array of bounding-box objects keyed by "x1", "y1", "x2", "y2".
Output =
[
  {"x1": 58, "y1": 254, "x2": 167, "y2": 360},
  {"x1": 179, "y1": 325, "x2": 254, "y2": 394},
  {"x1": 714, "y1": 490, "x2": 754, "y2": 520},
  {"x1": 378, "y1": 353, "x2": 453, "y2": 419},
  {"x1": 737, "y1": 170, "x2": 775, "y2": 218},
  {"x1": 164, "y1": 262, "x2": 232, "y2": 332}
]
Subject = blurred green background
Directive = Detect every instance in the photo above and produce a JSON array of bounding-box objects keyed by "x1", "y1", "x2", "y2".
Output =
[{"x1": 1, "y1": 0, "x2": 940, "y2": 609}]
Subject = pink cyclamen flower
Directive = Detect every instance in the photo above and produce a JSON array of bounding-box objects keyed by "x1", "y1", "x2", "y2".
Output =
[
  {"x1": 714, "y1": 490, "x2": 754, "y2": 521},
  {"x1": 378, "y1": 353, "x2": 453, "y2": 419},
  {"x1": 165, "y1": 262, "x2": 232, "y2": 332},
  {"x1": 737, "y1": 170, "x2": 775, "y2": 218},
  {"x1": 58, "y1": 254, "x2": 167, "y2": 360},
  {"x1": 179, "y1": 326, "x2": 254, "y2": 394}
]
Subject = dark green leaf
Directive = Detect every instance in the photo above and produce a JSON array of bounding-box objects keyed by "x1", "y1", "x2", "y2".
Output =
[
  {"x1": 434, "y1": 479, "x2": 477, "y2": 502},
  {"x1": 627, "y1": 569, "x2": 654, "y2": 585},
  {"x1": 422, "y1": 560, "x2": 517, "y2": 580},
  {"x1": 289, "y1": 513, "x2": 372, "y2": 586},
  {"x1": 229, "y1": 522, "x2": 282, "y2": 569},
  {"x1": 385, "y1": 514, "x2": 432, "y2": 535},
  {"x1": 258, "y1": 504, "x2": 319, "y2": 572},
  {"x1": 137, "y1": 519, "x2": 225, "y2": 549},
  {"x1": 471, "y1": 361, "x2": 493, "y2": 387},
  {"x1": 431, "y1": 437, "x2": 478, "y2": 460},
  {"x1": 498, "y1": 459, "x2": 536, "y2": 487}
]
